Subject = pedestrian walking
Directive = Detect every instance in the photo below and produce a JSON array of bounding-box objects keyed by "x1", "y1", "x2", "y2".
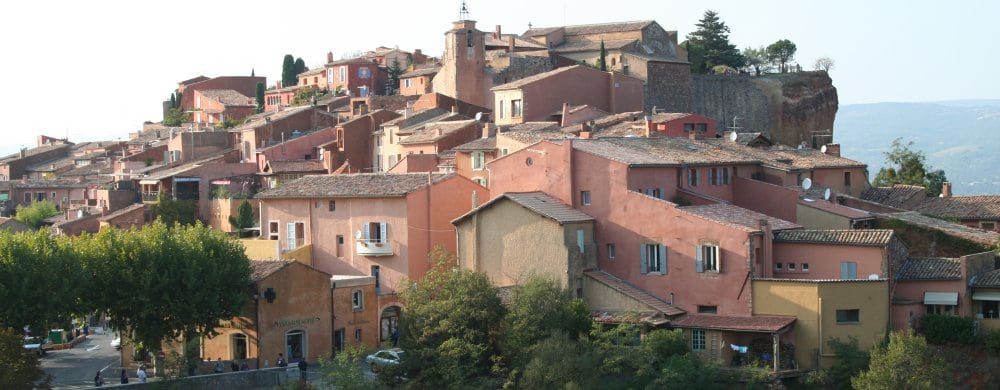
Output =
[
  {"x1": 240, "y1": 360, "x2": 250, "y2": 371},
  {"x1": 276, "y1": 353, "x2": 287, "y2": 367},
  {"x1": 94, "y1": 370, "x2": 104, "y2": 387},
  {"x1": 137, "y1": 366, "x2": 147, "y2": 383},
  {"x1": 213, "y1": 357, "x2": 224, "y2": 373}
]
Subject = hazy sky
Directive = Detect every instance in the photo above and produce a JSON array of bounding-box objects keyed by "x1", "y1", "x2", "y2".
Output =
[{"x1": 1, "y1": 0, "x2": 996, "y2": 156}]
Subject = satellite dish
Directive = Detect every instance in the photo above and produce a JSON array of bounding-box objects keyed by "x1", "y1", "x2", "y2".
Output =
[
  {"x1": 867, "y1": 274, "x2": 880, "y2": 280},
  {"x1": 820, "y1": 145, "x2": 828, "y2": 153},
  {"x1": 728, "y1": 131, "x2": 738, "y2": 142},
  {"x1": 802, "y1": 178, "x2": 812, "y2": 190},
  {"x1": 824, "y1": 188, "x2": 832, "y2": 200},
  {"x1": 474, "y1": 112, "x2": 483, "y2": 122}
]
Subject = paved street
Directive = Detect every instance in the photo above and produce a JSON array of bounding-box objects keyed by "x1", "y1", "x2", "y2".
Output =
[{"x1": 41, "y1": 331, "x2": 122, "y2": 389}]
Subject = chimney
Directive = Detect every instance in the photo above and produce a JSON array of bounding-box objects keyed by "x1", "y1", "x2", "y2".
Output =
[
  {"x1": 481, "y1": 123, "x2": 495, "y2": 139},
  {"x1": 404, "y1": 101, "x2": 413, "y2": 118},
  {"x1": 644, "y1": 115, "x2": 653, "y2": 138},
  {"x1": 327, "y1": 51, "x2": 334, "y2": 63},
  {"x1": 941, "y1": 181, "x2": 952, "y2": 197},
  {"x1": 560, "y1": 102, "x2": 570, "y2": 127},
  {"x1": 19, "y1": 148, "x2": 26, "y2": 159},
  {"x1": 508, "y1": 35, "x2": 515, "y2": 53},
  {"x1": 822, "y1": 143, "x2": 841, "y2": 157},
  {"x1": 494, "y1": 25, "x2": 501, "y2": 39},
  {"x1": 579, "y1": 131, "x2": 592, "y2": 139}
]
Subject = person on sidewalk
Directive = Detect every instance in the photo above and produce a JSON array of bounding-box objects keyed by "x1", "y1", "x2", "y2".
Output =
[
  {"x1": 120, "y1": 369, "x2": 128, "y2": 384},
  {"x1": 137, "y1": 366, "x2": 147, "y2": 383},
  {"x1": 276, "y1": 353, "x2": 287, "y2": 367},
  {"x1": 298, "y1": 359, "x2": 308, "y2": 382},
  {"x1": 94, "y1": 370, "x2": 104, "y2": 387}
]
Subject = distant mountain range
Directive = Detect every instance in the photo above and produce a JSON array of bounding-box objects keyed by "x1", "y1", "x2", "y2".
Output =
[{"x1": 835, "y1": 100, "x2": 1000, "y2": 195}]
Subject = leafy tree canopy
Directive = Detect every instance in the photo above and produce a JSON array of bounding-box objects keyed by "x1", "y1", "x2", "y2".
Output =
[
  {"x1": 766, "y1": 39, "x2": 797, "y2": 73},
  {"x1": 742, "y1": 46, "x2": 771, "y2": 76},
  {"x1": 814, "y1": 56, "x2": 835, "y2": 72},
  {"x1": 852, "y1": 331, "x2": 949, "y2": 390},
  {"x1": 0, "y1": 327, "x2": 50, "y2": 389},
  {"x1": 685, "y1": 10, "x2": 745, "y2": 73},
  {"x1": 152, "y1": 193, "x2": 198, "y2": 226},
  {"x1": 872, "y1": 138, "x2": 948, "y2": 196},
  {"x1": 228, "y1": 198, "x2": 255, "y2": 237},
  {"x1": 14, "y1": 200, "x2": 59, "y2": 229},
  {"x1": 0, "y1": 230, "x2": 83, "y2": 333},
  {"x1": 163, "y1": 107, "x2": 187, "y2": 127}
]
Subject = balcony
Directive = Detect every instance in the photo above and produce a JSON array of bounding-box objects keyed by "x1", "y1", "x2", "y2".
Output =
[
  {"x1": 356, "y1": 238, "x2": 393, "y2": 257},
  {"x1": 141, "y1": 192, "x2": 159, "y2": 203}
]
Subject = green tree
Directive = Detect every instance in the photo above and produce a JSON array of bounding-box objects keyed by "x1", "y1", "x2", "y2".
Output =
[
  {"x1": 169, "y1": 93, "x2": 177, "y2": 109},
  {"x1": 78, "y1": 222, "x2": 251, "y2": 361},
  {"x1": 519, "y1": 333, "x2": 602, "y2": 389},
  {"x1": 0, "y1": 230, "x2": 83, "y2": 334},
  {"x1": 827, "y1": 336, "x2": 870, "y2": 389},
  {"x1": 596, "y1": 40, "x2": 608, "y2": 71},
  {"x1": 872, "y1": 138, "x2": 949, "y2": 197},
  {"x1": 852, "y1": 331, "x2": 949, "y2": 390},
  {"x1": 0, "y1": 327, "x2": 50, "y2": 389},
  {"x1": 228, "y1": 199, "x2": 255, "y2": 238},
  {"x1": 651, "y1": 353, "x2": 726, "y2": 390},
  {"x1": 14, "y1": 200, "x2": 59, "y2": 229},
  {"x1": 319, "y1": 345, "x2": 377, "y2": 390},
  {"x1": 814, "y1": 56, "x2": 835, "y2": 72},
  {"x1": 684, "y1": 10, "x2": 745, "y2": 73},
  {"x1": 152, "y1": 193, "x2": 198, "y2": 226},
  {"x1": 255, "y1": 82, "x2": 265, "y2": 113},
  {"x1": 765, "y1": 39, "x2": 797, "y2": 73},
  {"x1": 293, "y1": 58, "x2": 307, "y2": 79},
  {"x1": 742, "y1": 46, "x2": 770, "y2": 76},
  {"x1": 387, "y1": 57, "x2": 404, "y2": 95},
  {"x1": 281, "y1": 54, "x2": 297, "y2": 87},
  {"x1": 163, "y1": 107, "x2": 187, "y2": 127},
  {"x1": 399, "y1": 246, "x2": 505, "y2": 388}
]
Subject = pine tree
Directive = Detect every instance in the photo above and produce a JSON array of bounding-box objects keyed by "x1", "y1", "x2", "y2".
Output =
[
  {"x1": 387, "y1": 57, "x2": 404, "y2": 95},
  {"x1": 684, "y1": 10, "x2": 745, "y2": 73}
]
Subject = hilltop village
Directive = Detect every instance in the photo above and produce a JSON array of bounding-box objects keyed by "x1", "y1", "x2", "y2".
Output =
[{"x1": 4, "y1": 11, "x2": 1000, "y2": 387}]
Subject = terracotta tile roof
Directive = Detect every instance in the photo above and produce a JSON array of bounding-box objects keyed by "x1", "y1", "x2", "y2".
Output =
[
  {"x1": 504, "y1": 122, "x2": 562, "y2": 133},
  {"x1": 670, "y1": 314, "x2": 796, "y2": 332},
  {"x1": 9, "y1": 179, "x2": 93, "y2": 189},
  {"x1": 773, "y1": 229, "x2": 893, "y2": 246},
  {"x1": 491, "y1": 65, "x2": 584, "y2": 91},
  {"x1": 504, "y1": 192, "x2": 594, "y2": 223},
  {"x1": 452, "y1": 137, "x2": 497, "y2": 151},
  {"x1": 250, "y1": 260, "x2": 292, "y2": 282},
  {"x1": 484, "y1": 34, "x2": 548, "y2": 49},
  {"x1": 61, "y1": 161, "x2": 113, "y2": 177},
  {"x1": 0, "y1": 144, "x2": 70, "y2": 164},
  {"x1": 500, "y1": 123, "x2": 574, "y2": 144},
  {"x1": 97, "y1": 203, "x2": 146, "y2": 222},
  {"x1": 734, "y1": 132, "x2": 771, "y2": 146},
  {"x1": 266, "y1": 160, "x2": 326, "y2": 174},
  {"x1": 231, "y1": 106, "x2": 313, "y2": 132},
  {"x1": 584, "y1": 270, "x2": 684, "y2": 316},
  {"x1": 296, "y1": 68, "x2": 325, "y2": 77},
  {"x1": 140, "y1": 153, "x2": 228, "y2": 182},
  {"x1": 398, "y1": 120, "x2": 477, "y2": 144},
  {"x1": 753, "y1": 278, "x2": 887, "y2": 283},
  {"x1": 572, "y1": 138, "x2": 760, "y2": 167},
  {"x1": 974, "y1": 269, "x2": 1000, "y2": 287},
  {"x1": 711, "y1": 140, "x2": 867, "y2": 170},
  {"x1": 896, "y1": 257, "x2": 962, "y2": 281},
  {"x1": 797, "y1": 199, "x2": 873, "y2": 220},
  {"x1": 198, "y1": 89, "x2": 255, "y2": 106},
  {"x1": 524, "y1": 20, "x2": 655, "y2": 37},
  {"x1": 178, "y1": 75, "x2": 210, "y2": 85},
  {"x1": 256, "y1": 173, "x2": 452, "y2": 199},
  {"x1": 325, "y1": 57, "x2": 378, "y2": 66},
  {"x1": 383, "y1": 108, "x2": 450, "y2": 127},
  {"x1": 0, "y1": 217, "x2": 31, "y2": 232},
  {"x1": 400, "y1": 67, "x2": 440, "y2": 78},
  {"x1": 860, "y1": 185, "x2": 927, "y2": 209},
  {"x1": 880, "y1": 211, "x2": 1000, "y2": 247},
  {"x1": 549, "y1": 39, "x2": 639, "y2": 54},
  {"x1": 679, "y1": 204, "x2": 801, "y2": 232},
  {"x1": 915, "y1": 196, "x2": 1000, "y2": 219}
]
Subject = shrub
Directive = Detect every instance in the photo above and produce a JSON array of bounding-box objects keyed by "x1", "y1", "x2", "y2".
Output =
[
  {"x1": 919, "y1": 314, "x2": 976, "y2": 344},
  {"x1": 985, "y1": 328, "x2": 1000, "y2": 353}
]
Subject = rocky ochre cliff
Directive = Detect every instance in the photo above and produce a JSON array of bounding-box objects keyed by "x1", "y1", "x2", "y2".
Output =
[{"x1": 690, "y1": 71, "x2": 839, "y2": 147}]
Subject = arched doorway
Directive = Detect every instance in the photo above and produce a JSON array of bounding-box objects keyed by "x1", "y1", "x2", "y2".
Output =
[{"x1": 380, "y1": 305, "x2": 402, "y2": 345}]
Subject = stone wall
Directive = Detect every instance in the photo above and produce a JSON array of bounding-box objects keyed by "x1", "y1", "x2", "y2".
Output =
[
  {"x1": 689, "y1": 74, "x2": 770, "y2": 137},
  {"x1": 645, "y1": 61, "x2": 692, "y2": 113}
]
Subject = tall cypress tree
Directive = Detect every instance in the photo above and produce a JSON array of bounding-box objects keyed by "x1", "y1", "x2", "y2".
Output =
[
  {"x1": 293, "y1": 58, "x2": 307, "y2": 78},
  {"x1": 255, "y1": 83, "x2": 265, "y2": 113},
  {"x1": 596, "y1": 40, "x2": 608, "y2": 71},
  {"x1": 281, "y1": 54, "x2": 296, "y2": 87}
]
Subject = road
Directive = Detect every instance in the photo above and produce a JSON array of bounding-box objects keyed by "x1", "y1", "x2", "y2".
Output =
[{"x1": 41, "y1": 331, "x2": 122, "y2": 389}]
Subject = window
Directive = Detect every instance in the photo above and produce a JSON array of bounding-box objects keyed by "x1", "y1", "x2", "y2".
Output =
[
  {"x1": 607, "y1": 244, "x2": 616, "y2": 259},
  {"x1": 50, "y1": 192, "x2": 56, "y2": 199},
  {"x1": 982, "y1": 222, "x2": 997, "y2": 231},
  {"x1": 576, "y1": 229, "x2": 585, "y2": 253},
  {"x1": 801, "y1": 263, "x2": 809, "y2": 272},
  {"x1": 339, "y1": 66, "x2": 347, "y2": 82},
  {"x1": 471, "y1": 151, "x2": 485, "y2": 170},
  {"x1": 327, "y1": 69, "x2": 334, "y2": 84},
  {"x1": 775, "y1": 262, "x2": 783, "y2": 271},
  {"x1": 501, "y1": 148, "x2": 509, "y2": 156},
  {"x1": 926, "y1": 304, "x2": 956, "y2": 316},
  {"x1": 269, "y1": 221, "x2": 279, "y2": 240},
  {"x1": 641, "y1": 243, "x2": 667, "y2": 275},
  {"x1": 696, "y1": 123, "x2": 708, "y2": 133},
  {"x1": 688, "y1": 168, "x2": 699, "y2": 187},
  {"x1": 788, "y1": 262, "x2": 796, "y2": 271},
  {"x1": 844, "y1": 171, "x2": 852, "y2": 186},
  {"x1": 497, "y1": 100, "x2": 505, "y2": 119},
  {"x1": 24, "y1": 192, "x2": 31, "y2": 203},
  {"x1": 836, "y1": 309, "x2": 860, "y2": 324},
  {"x1": 336, "y1": 235, "x2": 344, "y2": 257},
  {"x1": 285, "y1": 330, "x2": 305, "y2": 360},
  {"x1": 352, "y1": 289, "x2": 364, "y2": 310},
  {"x1": 474, "y1": 178, "x2": 488, "y2": 186},
  {"x1": 697, "y1": 305, "x2": 718, "y2": 314},
  {"x1": 354, "y1": 328, "x2": 362, "y2": 342},
  {"x1": 403, "y1": 78, "x2": 412, "y2": 88},
  {"x1": 696, "y1": 244, "x2": 720, "y2": 273},
  {"x1": 371, "y1": 265, "x2": 381, "y2": 293},
  {"x1": 581, "y1": 191, "x2": 591, "y2": 205},
  {"x1": 359, "y1": 86, "x2": 369, "y2": 97},
  {"x1": 979, "y1": 300, "x2": 999, "y2": 319},
  {"x1": 644, "y1": 188, "x2": 662, "y2": 199},
  {"x1": 358, "y1": 67, "x2": 371, "y2": 79},
  {"x1": 510, "y1": 99, "x2": 523, "y2": 118},
  {"x1": 231, "y1": 334, "x2": 248, "y2": 359},
  {"x1": 287, "y1": 222, "x2": 304, "y2": 250},
  {"x1": 692, "y1": 329, "x2": 706, "y2": 351},
  {"x1": 840, "y1": 261, "x2": 858, "y2": 279},
  {"x1": 363, "y1": 222, "x2": 387, "y2": 244},
  {"x1": 328, "y1": 200, "x2": 336, "y2": 211}
]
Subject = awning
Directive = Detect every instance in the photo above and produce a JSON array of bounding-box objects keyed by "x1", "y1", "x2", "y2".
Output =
[
  {"x1": 972, "y1": 291, "x2": 1000, "y2": 301},
  {"x1": 139, "y1": 180, "x2": 159, "y2": 185},
  {"x1": 924, "y1": 292, "x2": 959, "y2": 305}
]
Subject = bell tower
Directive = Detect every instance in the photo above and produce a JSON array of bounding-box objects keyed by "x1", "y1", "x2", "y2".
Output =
[{"x1": 431, "y1": 1, "x2": 488, "y2": 108}]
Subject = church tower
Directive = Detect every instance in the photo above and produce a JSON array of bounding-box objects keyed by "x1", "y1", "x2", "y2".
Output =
[{"x1": 431, "y1": 1, "x2": 488, "y2": 108}]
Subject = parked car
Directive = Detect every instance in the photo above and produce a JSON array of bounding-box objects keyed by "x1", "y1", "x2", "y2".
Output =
[
  {"x1": 365, "y1": 348, "x2": 404, "y2": 370},
  {"x1": 23, "y1": 336, "x2": 52, "y2": 357},
  {"x1": 110, "y1": 336, "x2": 121, "y2": 350}
]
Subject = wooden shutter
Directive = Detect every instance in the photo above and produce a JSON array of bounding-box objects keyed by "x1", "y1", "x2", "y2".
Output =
[
  {"x1": 695, "y1": 245, "x2": 704, "y2": 273},
  {"x1": 379, "y1": 223, "x2": 388, "y2": 243},
  {"x1": 640, "y1": 244, "x2": 648, "y2": 274},
  {"x1": 658, "y1": 245, "x2": 667, "y2": 275},
  {"x1": 840, "y1": 262, "x2": 850, "y2": 279},
  {"x1": 363, "y1": 223, "x2": 371, "y2": 241},
  {"x1": 716, "y1": 246, "x2": 722, "y2": 272}
]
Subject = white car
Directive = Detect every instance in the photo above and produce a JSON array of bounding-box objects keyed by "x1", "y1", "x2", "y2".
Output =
[
  {"x1": 110, "y1": 336, "x2": 121, "y2": 350},
  {"x1": 365, "y1": 348, "x2": 404, "y2": 370},
  {"x1": 23, "y1": 336, "x2": 52, "y2": 357}
]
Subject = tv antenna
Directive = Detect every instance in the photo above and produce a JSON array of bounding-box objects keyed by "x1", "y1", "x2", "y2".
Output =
[{"x1": 728, "y1": 115, "x2": 743, "y2": 132}]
